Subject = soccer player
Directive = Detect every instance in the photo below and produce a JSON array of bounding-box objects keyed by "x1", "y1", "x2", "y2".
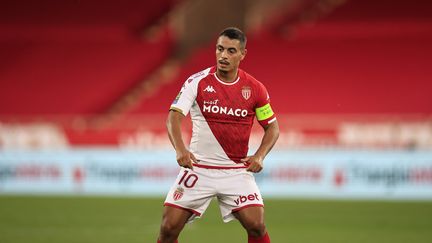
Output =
[{"x1": 157, "y1": 27, "x2": 279, "y2": 243}]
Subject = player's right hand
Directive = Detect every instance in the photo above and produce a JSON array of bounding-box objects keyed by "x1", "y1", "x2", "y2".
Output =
[{"x1": 175, "y1": 148, "x2": 197, "y2": 170}]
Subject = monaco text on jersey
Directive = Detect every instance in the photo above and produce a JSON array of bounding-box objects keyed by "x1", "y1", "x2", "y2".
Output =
[{"x1": 202, "y1": 104, "x2": 248, "y2": 117}]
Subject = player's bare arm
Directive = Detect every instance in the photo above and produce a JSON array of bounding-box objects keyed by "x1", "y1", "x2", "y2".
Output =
[
  {"x1": 242, "y1": 120, "x2": 279, "y2": 173},
  {"x1": 166, "y1": 110, "x2": 197, "y2": 169}
]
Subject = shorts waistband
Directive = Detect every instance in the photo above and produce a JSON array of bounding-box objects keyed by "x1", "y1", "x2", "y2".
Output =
[{"x1": 192, "y1": 163, "x2": 248, "y2": 170}]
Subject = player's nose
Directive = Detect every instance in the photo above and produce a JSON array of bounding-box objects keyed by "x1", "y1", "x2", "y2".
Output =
[{"x1": 221, "y1": 50, "x2": 229, "y2": 58}]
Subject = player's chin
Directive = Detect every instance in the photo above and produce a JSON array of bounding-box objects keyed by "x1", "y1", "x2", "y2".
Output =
[{"x1": 217, "y1": 64, "x2": 230, "y2": 71}]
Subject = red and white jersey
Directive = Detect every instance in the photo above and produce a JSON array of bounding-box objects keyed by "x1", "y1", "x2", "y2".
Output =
[{"x1": 170, "y1": 66, "x2": 276, "y2": 168}]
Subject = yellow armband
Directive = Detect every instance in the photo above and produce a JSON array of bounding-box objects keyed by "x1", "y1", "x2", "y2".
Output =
[{"x1": 255, "y1": 104, "x2": 274, "y2": 121}]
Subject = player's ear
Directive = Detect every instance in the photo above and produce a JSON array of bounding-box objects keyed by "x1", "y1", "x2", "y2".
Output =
[{"x1": 241, "y1": 48, "x2": 247, "y2": 60}]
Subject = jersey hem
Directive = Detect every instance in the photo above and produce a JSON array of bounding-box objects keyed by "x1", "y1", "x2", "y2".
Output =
[
  {"x1": 268, "y1": 117, "x2": 277, "y2": 124},
  {"x1": 169, "y1": 106, "x2": 185, "y2": 115}
]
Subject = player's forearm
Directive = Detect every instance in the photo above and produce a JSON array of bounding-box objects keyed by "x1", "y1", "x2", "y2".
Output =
[
  {"x1": 166, "y1": 111, "x2": 188, "y2": 152},
  {"x1": 254, "y1": 121, "x2": 279, "y2": 160}
]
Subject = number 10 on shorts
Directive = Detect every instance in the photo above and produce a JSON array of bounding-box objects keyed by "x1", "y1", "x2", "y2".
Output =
[{"x1": 178, "y1": 170, "x2": 199, "y2": 188}]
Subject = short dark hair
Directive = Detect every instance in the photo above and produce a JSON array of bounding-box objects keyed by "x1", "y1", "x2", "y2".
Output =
[{"x1": 219, "y1": 27, "x2": 247, "y2": 50}]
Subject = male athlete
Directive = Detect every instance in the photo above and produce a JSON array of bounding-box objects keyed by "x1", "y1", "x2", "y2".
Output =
[{"x1": 157, "y1": 27, "x2": 279, "y2": 243}]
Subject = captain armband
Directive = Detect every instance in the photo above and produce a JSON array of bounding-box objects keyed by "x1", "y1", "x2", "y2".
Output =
[{"x1": 255, "y1": 104, "x2": 274, "y2": 121}]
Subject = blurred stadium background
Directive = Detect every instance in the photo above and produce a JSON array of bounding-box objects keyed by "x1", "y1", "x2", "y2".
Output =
[{"x1": 1, "y1": 0, "x2": 432, "y2": 242}]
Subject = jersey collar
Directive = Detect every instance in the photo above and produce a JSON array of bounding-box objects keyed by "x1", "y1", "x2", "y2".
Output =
[{"x1": 213, "y1": 72, "x2": 240, "y2": 85}]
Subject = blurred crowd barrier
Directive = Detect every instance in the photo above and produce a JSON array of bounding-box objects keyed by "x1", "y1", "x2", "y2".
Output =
[
  {"x1": 1, "y1": 149, "x2": 431, "y2": 199},
  {"x1": 1, "y1": 114, "x2": 431, "y2": 199},
  {"x1": 1, "y1": 114, "x2": 431, "y2": 150}
]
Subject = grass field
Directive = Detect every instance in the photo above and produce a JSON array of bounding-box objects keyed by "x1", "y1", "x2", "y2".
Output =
[{"x1": 0, "y1": 196, "x2": 432, "y2": 243}]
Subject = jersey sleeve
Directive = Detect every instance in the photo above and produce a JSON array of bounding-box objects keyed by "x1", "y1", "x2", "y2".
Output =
[
  {"x1": 170, "y1": 77, "x2": 198, "y2": 116},
  {"x1": 255, "y1": 82, "x2": 276, "y2": 126}
]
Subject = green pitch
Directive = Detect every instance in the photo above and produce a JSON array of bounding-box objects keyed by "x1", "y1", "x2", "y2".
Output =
[{"x1": 1, "y1": 196, "x2": 431, "y2": 243}]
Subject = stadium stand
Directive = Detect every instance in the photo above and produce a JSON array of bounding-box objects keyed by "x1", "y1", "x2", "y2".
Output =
[
  {"x1": 0, "y1": 0, "x2": 177, "y2": 115},
  {"x1": 130, "y1": 0, "x2": 432, "y2": 114},
  {"x1": 1, "y1": 0, "x2": 431, "y2": 149}
]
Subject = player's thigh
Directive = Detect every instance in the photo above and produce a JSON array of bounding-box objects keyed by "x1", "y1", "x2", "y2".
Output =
[
  {"x1": 233, "y1": 205, "x2": 265, "y2": 228},
  {"x1": 160, "y1": 205, "x2": 193, "y2": 231}
]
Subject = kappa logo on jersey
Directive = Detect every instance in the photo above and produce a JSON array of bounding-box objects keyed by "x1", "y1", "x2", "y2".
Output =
[
  {"x1": 203, "y1": 85, "x2": 216, "y2": 93},
  {"x1": 242, "y1": 86, "x2": 251, "y2": 100},
  {"x1": 234, "y1": 193, "x2": 260, "y2": 206},
  {"x1": 173, "y1": 187, "x2": 184, "y2": 201}
]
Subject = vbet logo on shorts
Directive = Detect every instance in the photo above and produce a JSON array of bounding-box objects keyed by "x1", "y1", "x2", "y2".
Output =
[{"x1": 234, "y1": 193, "x2": 260, "y2": 206}]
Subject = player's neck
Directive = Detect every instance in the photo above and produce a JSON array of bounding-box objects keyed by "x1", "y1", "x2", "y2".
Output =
[{"x1": 216, "y1": 69, "x2": 238, "y2": 83}]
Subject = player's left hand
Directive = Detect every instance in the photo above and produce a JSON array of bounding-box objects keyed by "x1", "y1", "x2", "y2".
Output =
[{"x1": 242, "y1": 155, "x2": 264, "y2": 173}]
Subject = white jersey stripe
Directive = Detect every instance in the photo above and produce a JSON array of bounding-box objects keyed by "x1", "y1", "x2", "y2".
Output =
[{"x1": 213, "y1": 73, "x2": 240, "y2": 85}]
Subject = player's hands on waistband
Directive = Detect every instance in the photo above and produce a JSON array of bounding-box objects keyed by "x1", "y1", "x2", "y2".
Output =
[
  {"x1": 242, "y1": 155, "x2": 264, "y2": 173},
  {"x1": 175, "y1": 148, "x2": 197, "y2": 170}
]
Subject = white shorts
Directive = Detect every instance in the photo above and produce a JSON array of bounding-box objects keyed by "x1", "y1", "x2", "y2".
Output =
[{"x1": 164, "y1": 166, "x2": 264, "y2": 223}]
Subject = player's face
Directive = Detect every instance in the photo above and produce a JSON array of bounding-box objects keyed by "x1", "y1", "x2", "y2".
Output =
[{"x1": 216, "y1": 36, "x2": 246, "y2": 73}]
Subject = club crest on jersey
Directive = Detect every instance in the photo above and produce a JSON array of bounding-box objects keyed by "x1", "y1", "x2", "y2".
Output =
[
  {"x1": 173, "y1": 187, "x2": 184, "y2": 201},
  {"x1": 242, "y1": 86, "x2": 251, "y2": 100}
]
